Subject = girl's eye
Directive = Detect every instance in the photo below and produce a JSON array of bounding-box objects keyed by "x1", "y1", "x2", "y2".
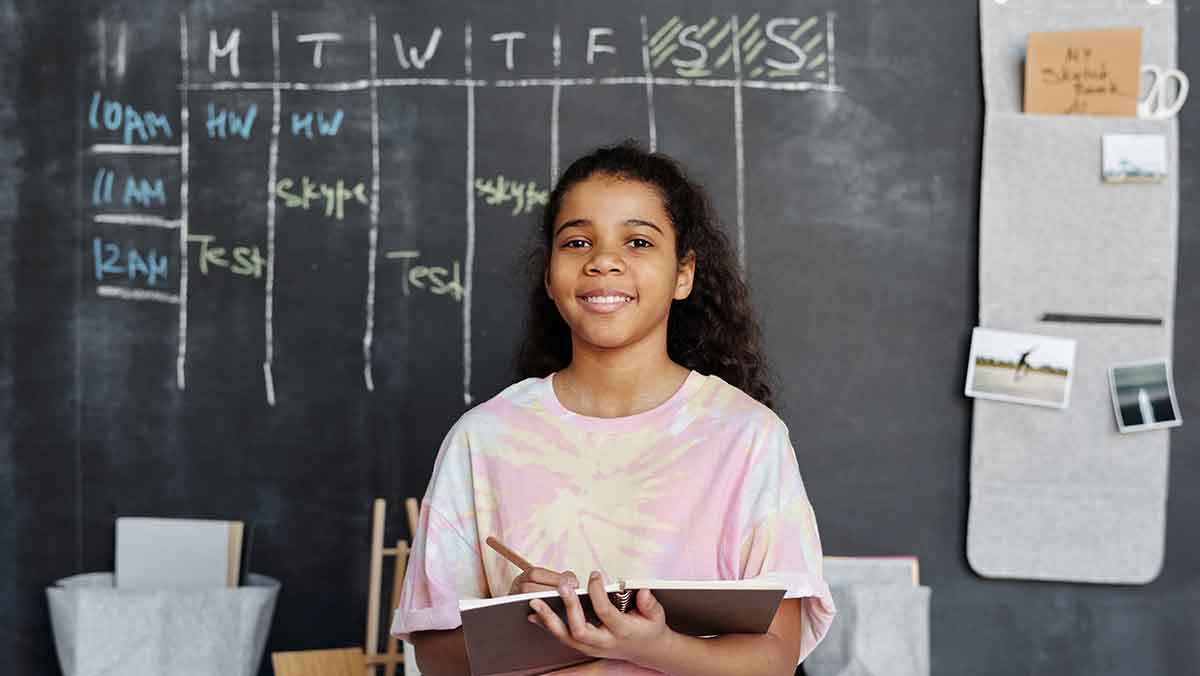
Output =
[
  {"x1": 628, "y1": 238, "x2": 653, "y2": 248},
  {"x1": 562, "y1": 239, "x2": 590, "y2": 249}
]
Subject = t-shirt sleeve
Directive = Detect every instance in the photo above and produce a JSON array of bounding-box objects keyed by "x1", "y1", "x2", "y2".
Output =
[
  {"x1": 390, "y1": 419, "x2": 488, "y2": 642},
  {"x1": 727, "y1": 417, "x2": 837, "y2": 662}
]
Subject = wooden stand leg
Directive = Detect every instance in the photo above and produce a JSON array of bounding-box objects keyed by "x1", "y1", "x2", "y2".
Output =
[
  {"x1": 405, "y1": 498, "x2": 420, "y2": 539},
  {"x1": 384, "y1": 539, "x2": 410, "y2": 676},
  {"x1": 365, "y1": 499, "x2": 385, "y2": 676},
  {"x1": 363, "y1": 499, "x2": 413, "y2": 676}
]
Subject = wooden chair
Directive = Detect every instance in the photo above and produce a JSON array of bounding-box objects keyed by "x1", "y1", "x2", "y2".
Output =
[
  {"x1": 272, "y1": 498, "x2": 421, "y2": 676},
  {"x1": 272, "y1": 647, "x2": 365, "y2": 676}
]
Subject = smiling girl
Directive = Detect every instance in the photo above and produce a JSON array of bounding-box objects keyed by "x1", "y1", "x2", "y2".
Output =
[{"x1": 392, "y1": 142, "x2": 835, "y2": 675}]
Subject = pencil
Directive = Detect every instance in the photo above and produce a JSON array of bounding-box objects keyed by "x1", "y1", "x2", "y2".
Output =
[{"x1": 485, "y1": 536, "x2": 534, "y2": 572}]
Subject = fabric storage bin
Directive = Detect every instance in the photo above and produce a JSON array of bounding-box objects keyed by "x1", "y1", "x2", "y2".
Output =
[
  {"x1": 47, "y1": 572, "x2": 280, "y2": 676},
  {"x1": 805, "y1": 584, "x2": 931, "y2": 676}
]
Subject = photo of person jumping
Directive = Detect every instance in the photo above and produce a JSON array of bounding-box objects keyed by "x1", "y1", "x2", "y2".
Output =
[
  {"x1": 1013, "y1": 345, "x2": 1037, "y2": 381},
  {"x1": 966, "y1": 329, "x2": 1075, "y2": 409}
]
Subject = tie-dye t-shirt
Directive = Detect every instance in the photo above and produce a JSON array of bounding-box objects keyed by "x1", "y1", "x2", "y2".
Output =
[{"x1": 391, "y1": 370, "x2": 836, "y2": 673}]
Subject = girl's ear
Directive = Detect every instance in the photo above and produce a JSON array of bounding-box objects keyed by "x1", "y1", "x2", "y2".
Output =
[
  {"x1": 674, "y1": 250, "x2": 696, "y2": 300},
  {"x1": 544, "y1": 267, "x2": 552, "y2": 298}
]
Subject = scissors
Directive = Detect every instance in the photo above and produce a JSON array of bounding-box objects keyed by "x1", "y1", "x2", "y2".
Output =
[{"x1": 1139, "y1": 65, "x2": 1189, "y2": 120}]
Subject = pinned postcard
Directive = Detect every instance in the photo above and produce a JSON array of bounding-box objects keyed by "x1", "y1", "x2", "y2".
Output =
[
  {"x1": 1025, "y1": 27, "x2": 1142, "y2": 116},
  {"x1": 1102, "y1": 133, "x2": 1168, "y2": 184},
  {"x1": 1109, "y1": 359, "x2": 1183, "y2": 433},
  {"x1": 965, "y1": 328, "x2": 1076, "y2": 409}
]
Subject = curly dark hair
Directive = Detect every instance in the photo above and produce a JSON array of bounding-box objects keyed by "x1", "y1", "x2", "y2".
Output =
[{"x1": 516, "y1": 140, "x2": 774, "y2": 409}]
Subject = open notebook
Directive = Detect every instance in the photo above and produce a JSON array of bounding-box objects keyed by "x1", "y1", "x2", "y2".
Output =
[{"x1": 459, "y1": 579, "x2": 787, "y2": 676}]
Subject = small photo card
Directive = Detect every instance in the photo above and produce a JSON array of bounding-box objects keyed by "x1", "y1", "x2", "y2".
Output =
[
  {"x1": 1109, "y1": 359, "x2": 1183, "y2": 433},
  {"x1": 965, "y1": 328, "x2": 1076, "y2": 409},
  {"x1": 1103, "y1": 133, "x2": 1168, "y2": 183}
]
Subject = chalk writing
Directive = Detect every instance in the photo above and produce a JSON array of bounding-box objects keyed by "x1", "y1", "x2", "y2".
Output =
[
  {"x1": 91, "y1": 168, "x2": 115, "y2": 205},
  {"x1": 84, "y1": 9, "x2": 841, "y2": 403},
  {"x1": 209, "y1": 28, "x2": 241, "y2": 77},
  {"x1": 206, "y1": 102, "x2": 258, "y2": 139},
  {"x1": 587, "y1": 27, "x2": 616, "y2": 64},
  {"x1": 474, "y1": 174, "x2": 548, "y2": 215},
  {"x1": 95, "y1": 18, "x2": 129, "y2": 85},
  {"x1": 290, "y1": 109, "x2": 344, "y2": 138},
  {"x1": 393, "y1": 27, "x2": 442, "y2": 70},
  {"x1": 91, "y1": 168, "x2": 168, "y2": 208},
  {"x1": 647, "y1": 15, "x2": 825, "y2": 80},
  {"x1": 123, "y1": 175, "x2": 166, "y2": 207},
  {"x1": 187, "y1": 234, "x2": 265, "y2": 278},
  {"x1": 385, "y1": 250, "x2": 463, "y2": 302},
  {"x1": 297, "y1": 32, "x2": 342, "y2": 69},
  {"x1": 87, "y1": 91, "x2": 173, "y2": 144},
  {"x1": 275, "y1": 176, "x2": 368, "y2": 220},
  {"x1": 92, "y1": 236, "x2": 170, "y2": 286},
  {"x1": 491, "y1": 32, "x2": 526, "y2": 71}
]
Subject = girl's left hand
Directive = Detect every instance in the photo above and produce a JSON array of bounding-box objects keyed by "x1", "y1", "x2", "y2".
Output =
[{"x1": 528, "y1": 570, "x2": 674, "y2": 666}]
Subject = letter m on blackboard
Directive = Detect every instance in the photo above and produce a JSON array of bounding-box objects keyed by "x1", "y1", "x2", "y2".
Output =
[{"x1": 209, "y1": 29, "x2": 241, "y2": 78}]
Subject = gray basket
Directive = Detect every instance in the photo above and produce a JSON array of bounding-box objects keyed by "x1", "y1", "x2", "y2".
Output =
[
  {"x1": 805, "y1": 584, "x2": 930, "y2": 676},
  {"x1": 47, "y1": 572, "x2": 280, "y2": 676}
]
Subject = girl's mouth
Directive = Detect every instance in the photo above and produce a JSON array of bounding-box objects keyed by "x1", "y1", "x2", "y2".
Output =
[{"x1": 578, "y1": 291, "x2": 634, "y2": 313}]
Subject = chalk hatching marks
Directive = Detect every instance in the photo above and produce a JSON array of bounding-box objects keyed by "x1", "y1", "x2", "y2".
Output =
[
  {"x1": 706, "y1": 21, "x2": 732, "y2": 49},
  {"x1": 648, "y1": 16, "x2": 680, "y2": 47},
  {"x1": 645, "y1": 13, "x2": 831, "y2": 82}
]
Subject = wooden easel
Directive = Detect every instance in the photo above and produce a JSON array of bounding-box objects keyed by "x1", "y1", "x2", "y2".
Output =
[
  {"x1": 363, "y1": 497, "x2": 421, "y2": 676},
  {"x1": 273, "y1": 497, "x2": 420, "y2": 676}
]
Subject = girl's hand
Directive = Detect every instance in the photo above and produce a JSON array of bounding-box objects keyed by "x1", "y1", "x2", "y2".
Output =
[
  {"x1": 527, "y1": 570, "x2": 674, "y2": 667},
  {"x1": 510, "y1": 566, "x2": 579, "y2": 595}
]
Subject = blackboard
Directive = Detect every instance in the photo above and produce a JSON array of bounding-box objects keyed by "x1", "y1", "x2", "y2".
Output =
[{"x1": 2, "y1": 1, "x2": 1198, "y2": 675}]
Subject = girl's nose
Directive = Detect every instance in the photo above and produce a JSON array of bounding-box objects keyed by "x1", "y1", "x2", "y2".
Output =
[{"x1": 586, "y1": 248, "x2": 626, "y2": 275}]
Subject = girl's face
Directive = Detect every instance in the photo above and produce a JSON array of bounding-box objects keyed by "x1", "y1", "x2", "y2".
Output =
[{"x1": 545, "y1": 175, "x2": 695, "y2": 355}]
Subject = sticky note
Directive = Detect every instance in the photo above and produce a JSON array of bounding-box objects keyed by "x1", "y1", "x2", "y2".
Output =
[{"x1": 1024, "y1": 27, "x2": 1142, "y2": 116}]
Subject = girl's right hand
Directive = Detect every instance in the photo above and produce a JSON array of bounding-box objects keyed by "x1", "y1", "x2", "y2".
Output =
[{"x1": 510, "y1": 567, "x2": 579, "y2": 595}]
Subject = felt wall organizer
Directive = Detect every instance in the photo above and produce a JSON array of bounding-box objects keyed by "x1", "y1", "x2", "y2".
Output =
[{"x1": 970, "y1": 0, "x2": 1179, "y2": 584}]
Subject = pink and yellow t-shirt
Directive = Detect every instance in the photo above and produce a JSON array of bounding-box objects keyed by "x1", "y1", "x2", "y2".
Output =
[{"x1": 392, "y1": 370, "x2": 836, "y2": 673}]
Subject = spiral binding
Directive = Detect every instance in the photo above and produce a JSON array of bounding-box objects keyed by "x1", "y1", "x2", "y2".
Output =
[
  {"x1": 614, "y1": 590, "x2": 633, "y2": 614},
  {"x1": 609, "y1": 578, "x2": 638, "y2": 609}
]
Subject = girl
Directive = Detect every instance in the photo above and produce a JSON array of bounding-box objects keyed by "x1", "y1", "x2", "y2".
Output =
[{"x1": 392, "y1": 142, "x2": 835, "y2": 675}]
